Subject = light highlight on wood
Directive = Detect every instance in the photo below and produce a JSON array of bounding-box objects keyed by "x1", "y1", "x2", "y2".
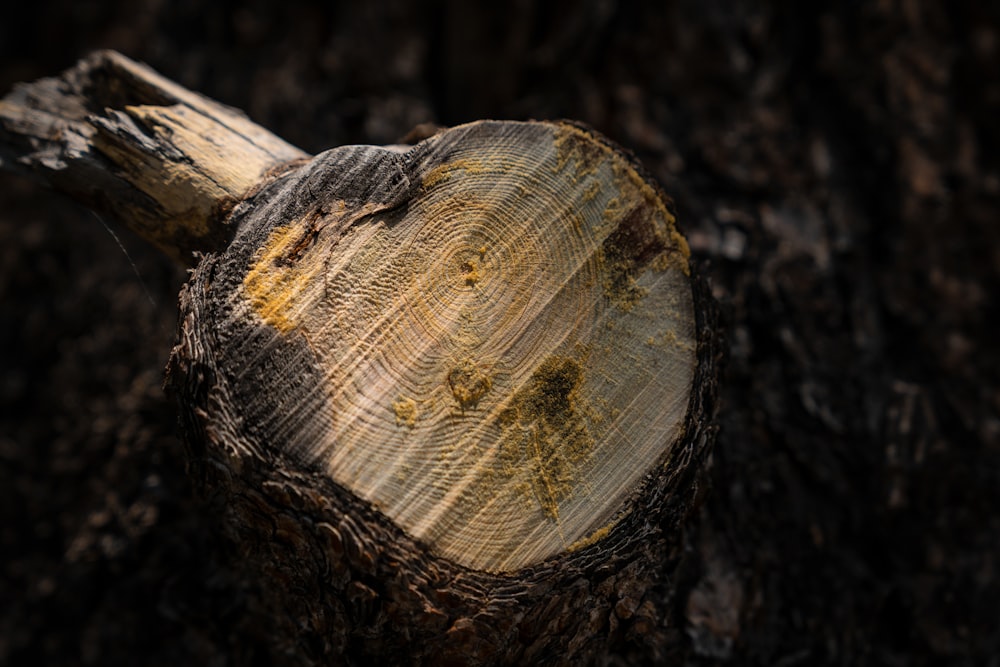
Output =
[{"x1": 240, "y1": 122, "x2": 696, "y2": 571}]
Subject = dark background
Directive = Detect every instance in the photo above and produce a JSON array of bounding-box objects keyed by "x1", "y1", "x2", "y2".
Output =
[{"x1": 1, "y1": 1, "x2": 998, "y2": 664}]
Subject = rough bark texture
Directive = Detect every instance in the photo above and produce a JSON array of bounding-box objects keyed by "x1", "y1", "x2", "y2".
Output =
[
  {"x1": 1, "y1": 2, "x2": 997, "y2": 666},
  {"x1": 159, "y1": 116, "x2": 722, "y2": 664},
  {"x1": 169, "y1": 266, "x2": 719, "y2": 665}
]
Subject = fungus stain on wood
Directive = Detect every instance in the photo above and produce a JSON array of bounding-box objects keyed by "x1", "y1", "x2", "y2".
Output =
[
  {"x1": 448, "y1": 361, "x2": 492, "y2": 409},
  {"x1": 492, "y1": 354, "x2": 595, "y2": 520},
  {"x1": 243, "y1": 221, "x2": 324, "y2": 332},
  {"x1": 600, "y1": 205, "x2": 667, "y2": 311},
  {"x1": 552, "y1": 123, "x2": 692, "y2": 312},
  {"x1": 552, "y1": 126, "x2": 605, "y2": 178},
  {"x1": 392, "y1": 396, "x2": 418, "y2": 428}
]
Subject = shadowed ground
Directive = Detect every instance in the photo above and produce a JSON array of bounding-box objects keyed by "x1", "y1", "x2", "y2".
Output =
[{"x1": 1, "y1": 2, "x2": 997, "y2": 664}]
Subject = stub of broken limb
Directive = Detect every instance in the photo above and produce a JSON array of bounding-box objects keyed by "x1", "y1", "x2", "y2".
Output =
[{"x1": 0, "y1": 50, "x2": 306, "y2": 263}]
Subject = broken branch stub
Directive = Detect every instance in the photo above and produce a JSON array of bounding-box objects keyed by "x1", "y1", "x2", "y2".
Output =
[{"x1": 0, "y1": 50, "x2": 306, "y2": 262}]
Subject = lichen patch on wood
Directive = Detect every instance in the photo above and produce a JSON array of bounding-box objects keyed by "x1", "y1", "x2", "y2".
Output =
[
  {"x1": 567, "y1": 521, "x2": 616, "y2": 553},
  {"x1": 459, "y1": 259, "x2": 481, "y2": 286}
]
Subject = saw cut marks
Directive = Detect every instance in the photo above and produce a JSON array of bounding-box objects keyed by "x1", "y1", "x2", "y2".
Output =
[{"x1": 239, "y1": 121, "x2": 696, "y2": 572}]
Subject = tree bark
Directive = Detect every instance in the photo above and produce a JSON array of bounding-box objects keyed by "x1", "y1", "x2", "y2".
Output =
[{"x1": 1, "y1": 52, "x2": 722, "y2": 664}]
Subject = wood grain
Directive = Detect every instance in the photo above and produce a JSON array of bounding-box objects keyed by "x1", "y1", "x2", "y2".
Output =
[
  {"x1": 184, "y1": 120, "x2": 696, "y2": 571},
  {"x1": 161, "y1": 113, "x2": 721, "y2": 663},
  {"x1": 2, "y1": 52, "x2": 721, "y2": 660}
]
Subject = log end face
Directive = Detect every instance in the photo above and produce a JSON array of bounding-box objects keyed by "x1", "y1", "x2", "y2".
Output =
[{"x1": 182, "y1": 120, "x2": 703, "y2": 573}]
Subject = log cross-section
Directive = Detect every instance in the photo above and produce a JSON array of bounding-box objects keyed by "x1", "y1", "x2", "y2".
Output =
[
  {"x1": 222, "y1": 121, "x2": 697, "y2": 572},
  {"x1": 1, "y1": 52, "x2": 722, "y2": 664}
]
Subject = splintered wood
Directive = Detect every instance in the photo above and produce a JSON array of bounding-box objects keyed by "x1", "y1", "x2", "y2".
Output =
[
  {"x1": 0, "y1": 50, "x2": 307, "y2": 262},
  {"x1": 225, "y1": 121, "x2": 695, "y2": 571}
]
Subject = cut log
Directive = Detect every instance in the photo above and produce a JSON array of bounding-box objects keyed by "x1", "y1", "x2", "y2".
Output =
[{"x1": 1, "y1": 52, "x2": 722, "y2": 664}]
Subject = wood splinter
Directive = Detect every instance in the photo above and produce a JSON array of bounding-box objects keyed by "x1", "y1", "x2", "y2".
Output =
[{"x1": 1, "y1": 51, "x2": 722, "y2": 665}]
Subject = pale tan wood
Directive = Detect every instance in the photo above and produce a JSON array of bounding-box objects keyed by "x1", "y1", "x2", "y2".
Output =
[
  {"x1": 0, "y1": 50, "x2": 307, "y2": 262},
  {"x1": 239, "y1": 122, "x2": 696, "y2": 571}
]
